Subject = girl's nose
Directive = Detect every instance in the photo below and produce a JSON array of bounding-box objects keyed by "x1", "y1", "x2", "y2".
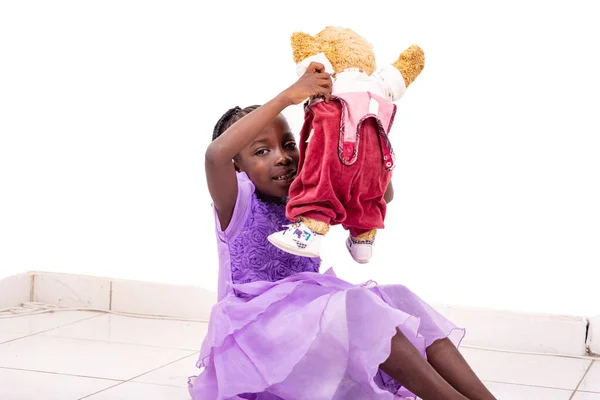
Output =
[{"x1": 275, "y1": 149, "x2": 292, "y2": 165}]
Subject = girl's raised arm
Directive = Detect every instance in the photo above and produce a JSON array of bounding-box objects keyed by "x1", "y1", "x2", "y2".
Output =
[{"x1": 205, "y1": 63, "x2": 331, "y2": 229}]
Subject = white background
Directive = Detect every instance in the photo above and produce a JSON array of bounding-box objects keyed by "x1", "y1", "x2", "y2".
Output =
[{"x1": 1, "y1": 0, "x2": 599, "y2": 316}]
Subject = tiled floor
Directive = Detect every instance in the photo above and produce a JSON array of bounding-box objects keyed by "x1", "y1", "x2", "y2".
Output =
[{"x1": 0, "y1": 311, "x2": 598, "y2": 399}]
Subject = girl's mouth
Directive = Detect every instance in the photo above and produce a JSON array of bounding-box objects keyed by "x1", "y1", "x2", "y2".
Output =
[{"x1": 273, "y1": 171, "x2": 297, "y2": 182}]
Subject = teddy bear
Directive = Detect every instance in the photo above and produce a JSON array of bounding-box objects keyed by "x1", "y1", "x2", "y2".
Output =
[{"x1": 267, "y1": 26, "x2": 425, "y2": 263}]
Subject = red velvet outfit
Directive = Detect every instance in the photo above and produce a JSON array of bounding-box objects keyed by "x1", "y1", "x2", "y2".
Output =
[{"x1": 286, "y1": 91, "x2": 397, "y2": 238}]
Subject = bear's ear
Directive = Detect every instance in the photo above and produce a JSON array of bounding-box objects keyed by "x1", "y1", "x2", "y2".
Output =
[{"x1": 290, "y1": 32, "x2": 321, "y2": 63}]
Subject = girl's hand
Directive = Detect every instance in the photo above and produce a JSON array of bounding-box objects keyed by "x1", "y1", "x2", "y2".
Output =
[{"x1": 282, "y1": 62, "x2": 332, "y2": 105}]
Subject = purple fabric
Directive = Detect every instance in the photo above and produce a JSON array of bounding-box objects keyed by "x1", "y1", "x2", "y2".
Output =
[
  {"x1": 213, "y1": 172, "x2": 320, "y2": 301},
  {"x1": 190, "y1": 172, "x2": 465, "y2": 400}
]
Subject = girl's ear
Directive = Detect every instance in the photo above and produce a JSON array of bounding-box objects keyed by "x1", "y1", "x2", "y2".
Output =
[{"x1": 233, "y1": 159, "x2": 241, "y2": 172}]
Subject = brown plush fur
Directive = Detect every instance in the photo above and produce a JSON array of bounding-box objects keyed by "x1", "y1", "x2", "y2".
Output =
[
  {"x1": 355, "y1": 228, "x2": 377, "y2": 242},
  {"x1": 290, "y1": 32, "x2": 323, "y2": 68},
  {"x1": 392, "y1": 45, "x2": 425, "y2": 88},
  {"x1": 290, "y1": 26, "x2": 424, "y2": 87},
  {"x1": 298, "y1": 216, "x2": 330, "y2": 236}
]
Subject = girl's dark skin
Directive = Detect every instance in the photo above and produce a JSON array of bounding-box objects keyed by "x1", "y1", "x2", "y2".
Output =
[{"x1": 205, "y1": 62, "x2": 496, "y2": 400}]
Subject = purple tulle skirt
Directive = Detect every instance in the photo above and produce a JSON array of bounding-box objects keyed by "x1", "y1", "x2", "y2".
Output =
[{"x1": 189, "y1": 268, "x2": 465, "y2": 400}]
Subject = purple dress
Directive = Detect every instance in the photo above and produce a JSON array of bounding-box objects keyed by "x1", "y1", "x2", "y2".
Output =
[{"x1": 189, "y1": 172, "x2": 465, "y2": 400}]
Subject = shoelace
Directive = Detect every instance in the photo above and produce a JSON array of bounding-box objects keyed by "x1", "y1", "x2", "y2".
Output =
[
  {"x1": 281, "y1": 222, "x2": 302, "y2": 235},
  {"x1": 349, "y1": 236, "x2": 375, "y2": 245}
]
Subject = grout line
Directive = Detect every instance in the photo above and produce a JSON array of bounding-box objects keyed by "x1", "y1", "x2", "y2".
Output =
[
  {"x1": 0, "y1": 303, "x2": 210, "y2": 323},
  {"x1": 0, "y1": 366, "x2": 124, "y2": 382},
  {"x1": 119, "y1": 381, "x2": 188, "y2": 389},
  {"x1": 108, "y1": 280, "x2": 113, "y2": 311},
  {"x1": 77, "y1": 351, "x2": 198, "y2": 399},
  {"x1": 482, "y1": 379, "x2": 580, "y2": 393},
  {"x1": 77, "y1": 380, "x2": 189, "y2": 400},
  {"x1": 35, "y1": 332, "x2": 202, "y2": 352},
  {"x1": 0, "y1": 313, "x2": 104, "y2": 345},
  {"x1": 0, "y1": 332, "x2": 39, "y2": 345},
  {"x1": 29, "y1": 274, "x2": 35, "y2": 302},
  {"x1": 78, "y1": 380, "x2": 126, "y2": 399},
  {"x1": 569, "y1": 390, "x2": 576, "y2": 399},
  {"x1": 462, "y1": 344, "x2": 600, "y2": 361},
  {"x1": 569, "y1": 360, "x2": 595, "y2": 400},
  {"x1": 125, "y1": 350, "x2": 199, "y2": 383}
]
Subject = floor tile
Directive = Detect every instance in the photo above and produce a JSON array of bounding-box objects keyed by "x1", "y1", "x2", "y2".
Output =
[
  {"x1": 43, "y1": 314, "x2": 207, "y2": 350},
  {"x1": 0, "y1": 331, "x2": 28, "y2": 344},
  {"x1": 484, "y1": 381, "x2": 573, "y2": 400},
  {"x1": 573, "y1": 392, "x2": 600, "y2": 399},
  {"x1": 0, "y1": 367, "x2": 118, "y2": 400},
  {"x1": 0, "y1": 335, "x2": 195, "y2": 380},
  {"x1": 84, "y1": 381, "x2": 190, "y2": 399},
  {"x1": 2, "y1": 311, "x2": 594, "y2": 399},
  {"x1": 461, "y1": 348, "x2": 591, "y2": 390},
  {"x1": 0, "y1": 311, "x2": 101, "y2": 334},
  {"x1": 579, "y1": 361, "x2": 600, "y2": 393},
  {"x1": 133, "y1": 353, "x2": 199, "y2": 387}
]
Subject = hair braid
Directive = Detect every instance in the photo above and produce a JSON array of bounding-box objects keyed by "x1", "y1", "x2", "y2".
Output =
[{"x1": 212, "y1": 105, "x2": 260, "y2": 141}]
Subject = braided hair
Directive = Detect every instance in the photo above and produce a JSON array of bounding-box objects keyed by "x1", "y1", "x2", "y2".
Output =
[{"x1": 212, "y1": 105, "x2": 260, "y2": 141}]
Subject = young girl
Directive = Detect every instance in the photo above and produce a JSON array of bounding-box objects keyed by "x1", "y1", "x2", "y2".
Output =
[{"x1": 189, "y1": 62, "x2": 496, "y2": 400}]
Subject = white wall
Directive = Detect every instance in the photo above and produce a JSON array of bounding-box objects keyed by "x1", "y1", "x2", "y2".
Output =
[{"x1": 1, "y1": 0, "x2": 599, "y2": 317}]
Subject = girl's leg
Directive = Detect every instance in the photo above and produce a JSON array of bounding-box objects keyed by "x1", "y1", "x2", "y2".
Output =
[
  {"x1": 426, "y1": 338, "x2": 496, "y2": 400},
  {"x1": 380, "y1": 330, "x2": 468, "y2": 400}
]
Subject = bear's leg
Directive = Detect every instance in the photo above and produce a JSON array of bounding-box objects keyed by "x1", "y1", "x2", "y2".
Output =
[
  {"x1": 298, "y1": 216, "x2": 330, "y2": 235},
  {"x1": 345, "y1": 227, "x2": 377, "y2": 264},
  {"x1": 354, "y1": 227, "x2": 377, "y2": 242},
  {"x1": 271, "y1": 100, "x2": 350, "y2": 258},
  {"x1": 267, "y1": 215, "x2": 327, "y2": 258}
]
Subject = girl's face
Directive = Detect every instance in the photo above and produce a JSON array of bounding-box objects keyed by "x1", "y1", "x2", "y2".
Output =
[{"x1": 235, "y1": 115, "x2": 299, "y2": 202}]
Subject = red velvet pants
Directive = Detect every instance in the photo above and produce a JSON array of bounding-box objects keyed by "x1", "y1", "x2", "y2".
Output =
[{"x1": 286, "y1": 99, "x2": 393, "y2": 238}]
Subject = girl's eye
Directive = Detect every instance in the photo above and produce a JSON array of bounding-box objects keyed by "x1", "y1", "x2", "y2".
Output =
[
  {"x1": 255, "y1": 148, "x2": 269, "y2": 156},
  {"x1": 285, "y1": 142, "x2": 297, "y2": 149}
]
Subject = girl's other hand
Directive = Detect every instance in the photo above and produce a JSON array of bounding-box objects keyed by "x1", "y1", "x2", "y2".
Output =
[{"x1": 282, "y1": 62, "x2": 332, "y2": 105}]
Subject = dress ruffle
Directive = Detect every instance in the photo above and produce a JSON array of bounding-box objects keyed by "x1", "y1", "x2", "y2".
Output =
[{"x1": 189, "y1": 269, "x2": 464, "y2": 400}]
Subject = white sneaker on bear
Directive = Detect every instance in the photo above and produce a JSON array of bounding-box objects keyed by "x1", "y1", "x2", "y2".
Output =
[
  {"x1": 346, "y1": 235, "x2": 374, "y2": 264},
  {"x1": 267, "y1": 221, "x2": 322, "y2": 258}
]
